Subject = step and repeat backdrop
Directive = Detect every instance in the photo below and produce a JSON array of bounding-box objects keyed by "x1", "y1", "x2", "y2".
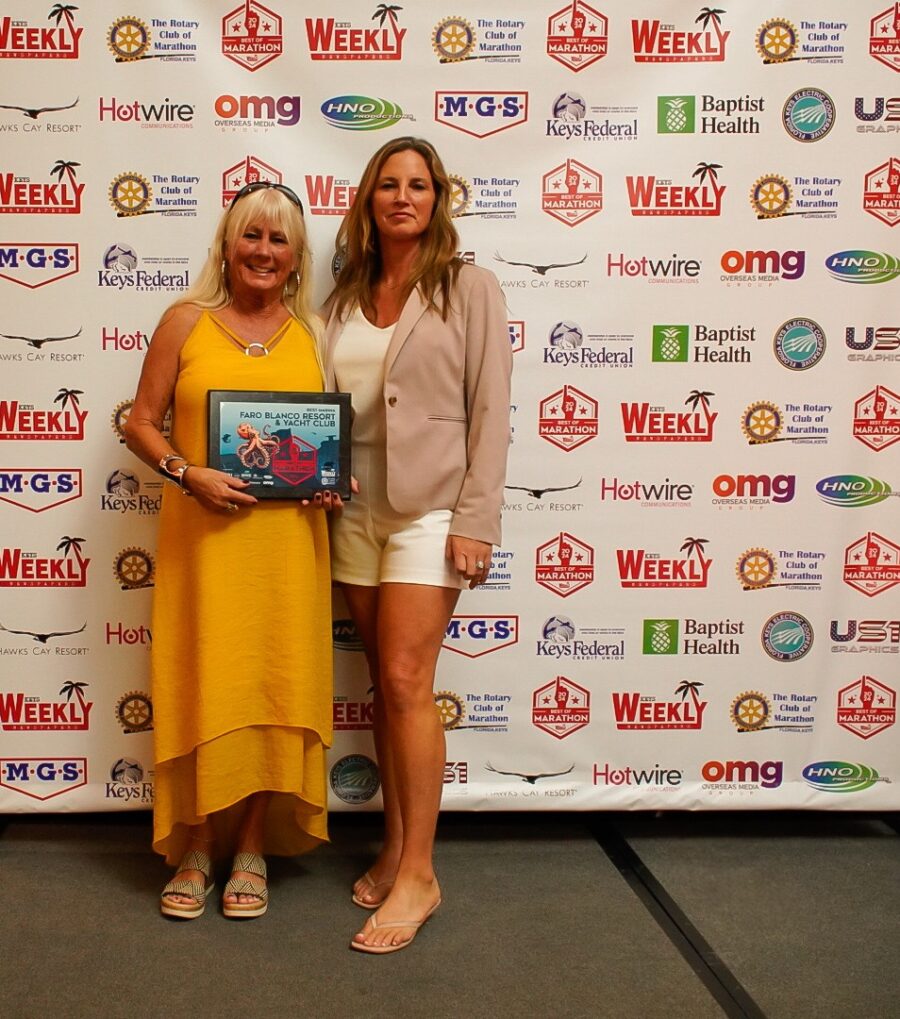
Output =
[{"x1": 1, "y1": 2, "x2": 898, "y2": 813}]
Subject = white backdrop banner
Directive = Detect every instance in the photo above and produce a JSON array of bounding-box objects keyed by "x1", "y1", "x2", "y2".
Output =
[{"x1": 0, "y1": 2, "x2": 898, "y2": 813}]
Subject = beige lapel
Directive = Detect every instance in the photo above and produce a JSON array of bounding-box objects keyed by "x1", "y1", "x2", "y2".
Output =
[{"x1": 384, "y1": 286, "x2": 430, "y2": 375}]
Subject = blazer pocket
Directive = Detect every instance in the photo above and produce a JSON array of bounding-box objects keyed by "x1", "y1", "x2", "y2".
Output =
[{"x1": 427, "y1": 414, "x2": 466, "y2": 423}]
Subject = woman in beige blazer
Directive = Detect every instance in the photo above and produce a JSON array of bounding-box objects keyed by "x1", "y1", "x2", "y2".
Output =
[{"x1": 323, "y1": 137, "x2": 512, "y2": 953}]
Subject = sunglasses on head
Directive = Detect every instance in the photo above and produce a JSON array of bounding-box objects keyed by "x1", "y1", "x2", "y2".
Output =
[{"x1": 229, "y1": 181, "x2": 304, "y2": 215}]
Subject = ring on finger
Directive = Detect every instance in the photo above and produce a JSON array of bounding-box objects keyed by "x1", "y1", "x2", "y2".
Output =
[
  {"x1": 476, "y1": 560, "x2": 485, "y2": 570},
  {"x1": 226, "y1": 502, "x2": 238, "y2": 512}
]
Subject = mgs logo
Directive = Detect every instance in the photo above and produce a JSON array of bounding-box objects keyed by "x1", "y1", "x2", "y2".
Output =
[
  {"x1": 843, "y1": 532, "x2": 900, "y2": 597},
  {"x1": 222, "y1": 2, "x2": 282, "y2": 71},
  {"x1": 853, "y1": 386, "x2": 900, "y2": 451},
  {"x1": 0, "y1": 758, "x2": 87, "y2": 801},
  {"x1": 863, "y1": 158, "x2": 900, "y2": 225},
  {"x1": 535, "y1": 532, "x2": 594, "y2": 597},
  {"x1": 546, "y1": 3, "x2": 608, "y2": 72},
  {"x1": 542, "y1": 159, "x2": 602, "y2": 225},
  {"x1": 870, "y1": 6, "x2": 900, "y2": 71},
  {"x1": 443, "y1": 616, "x2": 519, "y2": 658},
  {"x1": 538, "y1": 384, "x2": 598, "y2": 450},
  {"x1": 837, "y1": 676, "x2": 896, "y2": 739},
  {"x1": 532, "y1": 676, "x2": 590, "y2": 739},
  {"x1": 434, "y1": 91, "x2": 528, "y2": 138},
  {"x1": 627, "y1": 162, "x2": 725, "y2": 217},
  {"x1": 0, "y1": 244, "x2": 78, "y2": 288},
  {"x1": 0, "y1": 469, "x2": 81, "y2": 512}
]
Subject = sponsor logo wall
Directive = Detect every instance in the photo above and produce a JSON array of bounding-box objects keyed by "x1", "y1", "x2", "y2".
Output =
[{"x1": 1, "y1": 1, "x2": 896, "y2": 811}]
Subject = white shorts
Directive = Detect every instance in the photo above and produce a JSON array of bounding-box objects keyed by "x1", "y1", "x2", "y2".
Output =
[{"x1": 330, "y1": 446, "x2": 466, "y2": 589}]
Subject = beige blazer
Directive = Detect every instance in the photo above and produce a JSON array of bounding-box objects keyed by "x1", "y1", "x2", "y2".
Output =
[{"x1": 322, "y1": 263, "x2": 512, "y2": 546}]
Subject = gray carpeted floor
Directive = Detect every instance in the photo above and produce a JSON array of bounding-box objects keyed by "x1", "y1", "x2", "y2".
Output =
[{"x1": 0, "y1": 811, "x2": 896, "y2": 1019}]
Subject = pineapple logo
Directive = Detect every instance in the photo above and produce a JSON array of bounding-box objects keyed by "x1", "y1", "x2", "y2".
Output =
[
  {"x1": 658, "y1": 95, "x2": 695, "y2": 134},
  {"x1": 652, "y1": 325, "x2": 689, "y2": 363},
  {"x1": 643, "y1": 619, "x2": 679, "y2": 655}
]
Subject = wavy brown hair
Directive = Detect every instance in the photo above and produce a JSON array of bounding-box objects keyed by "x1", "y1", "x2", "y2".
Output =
[{"x1": 330, "y1": 136, "x2": 461, "y2": 321}]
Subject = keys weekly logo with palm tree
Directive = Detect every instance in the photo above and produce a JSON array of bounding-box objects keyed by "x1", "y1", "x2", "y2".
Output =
[
  {"x1": 617, "y1": 537, "x2": 712, "y2": 588},
  {"x1": 0, "y1": 388, "x2": 87, "y2": 440},
  {"x1": 0, "y1": 534, "x2": 90, "y2": 587},
  {"x1": 0, "y1": 159, "x2": 82, "y2": 213},
  {"x1": 612, "y1": 682, "x2": 707, "y2": 729},
  {"x1": 0, "y1": 681, "x2": 92, "y2": 731},
  {"x1": 632, "y1": 7, "x2": 728, "y2": 63},
  {"x1": 0, "y1": 4, "x2": 83, "y2": 58},
  {"x1": 627, "y1": 162, "x2": 724, "y2": 216},
  {"x1": 305, "y1": 5, "x2": 405, "y2": 59}
]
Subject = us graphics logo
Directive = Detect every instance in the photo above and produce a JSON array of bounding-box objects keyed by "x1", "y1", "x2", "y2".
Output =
[
  {"x1": 434, "y1": 91, "x2": 527, "y2": 138},
  {"x1": 616, "y1": 537, "x2": 712, "y2": 589},
  {"x1": 0, "y1": 243, "x2": 78, "y2": 288},
  {"x1": 443, "y1": 616, "x2": 519, "y2": 658},
  {"x1": 0, "y1": 9, "x2": 82, "y2": 59},
  {"x1": 108, "y1": 171, "x2": 198, "y2": 218},
  {"x1": 546, "y1": 3, "x2": 608, "y2": 72},
  {"x1": 0, "y1": 536, "x2": 90, "y2": 588},
  {"x1": 782, "y1": 88, "x2": 835, "y2": 142},
  {"x1": 537, "y1": 615, "x2": 624, "y2": 662},
  {"x1": 846, "y1": 326, "x2": 900, "y2": 362},
  {"x1": 831, "y1": 618, "x2": 900, "y2": 655},
  {"x1": 652, "y1": 323, "x2": 755, "y2": 364},
  {"x1": 802, "y1": 761, "x2": 885, "y2": 793},
  {"x1": 837, "y1": 676, "x2": 896, "y2": 739},
  {"x1": 214, "y1": 93, "x2": 300, "y2": 129},
  {"x1": 0, "y1": 160, "x2": 83, "y2": 214},
  {"x1": 755, "y1": 18, "x2": 846, "y2": 65},
  {"x1": 546, "y1": 320, "x2": 633, "y2": 368},
  {"x1": 855, "y1": 95, "x2": 900, "y2": 132},
  {"x1": 750, "y1": 173, "x2": 840, "y2": 220},
  {"x1": 612, "y1": 682, "x2": 706, "y2": 730},
  {"x1": 632, "y1": 10, "x2": 729, "y2": 63},
  {"x1": 853, "y1": 386, "x2": 900, "y2": 451},
  {"x1": 761, "y1": 612, "x2": 813, "y2": 662},
  {"x1": 221, "y1": 2, "x2": 282, "y2": 71},
  {"x1": 539, "y1": 385, "x2": 598, "y2": 450},
  {"x1": 0, "y1": 681, "x2": 92, "y2": 731},
  {"x1": 306, "y1": 12, "x2": 405, "y2": 60},
  {"x1": 734, "y1": 547, "x2": 823, "y2": 592},
  {"x1": 535, "y1": 532, "x2": 594, "y2": 597},
  {"x1": 816, "y1": 475, "x2": 894, "y2": 508},
  {"x1": 532, "y1": 676, "x2": 590, "y2": 739},
  {"x1": 100, "y1": 95, "x2": 195, "y2": 127},
  {"x1": 547, "y1": 91, "x2": 637, "y2": 142},
  {"x1": 0, "y1": 758, "x2": 87, "y2": 801},
  {"x1": 0, "y1": 389, "x2": 87, "y2": 441},
  {"x1": 870, "y1": 6, "x2": 900, "y2": 72},
  {"x1": 826, "y1": 250, "x2": 900, "y2": 284},
  {"x1": 843, "y1": 532, "x2": 900, "y2": 597},
  {"x1": 627, "y1": 162, "x2": 725, "y2": 217},
  {"x1": 321, "y1": 95, "x2": 407, "y2": 131},
  {"x1": 107, "y1": 16, "x2": 197, "y2": 63},
  {"x1": 0, "y1": 469, "x2": 81, "y2": 512},
  {"x1": 863, "y1": 158, "x2": 900, "y2": 226},
  {"x1": 305, "y1": 174, "x2": 356, "y2": 215},
  {"x1": 621, "y1": 390, "x2": 716, "y2": 443}
]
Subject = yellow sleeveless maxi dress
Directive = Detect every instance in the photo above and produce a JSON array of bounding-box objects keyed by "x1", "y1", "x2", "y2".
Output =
[{"x1": 151, "y1": 311, "x2": 331, "y2": 865}]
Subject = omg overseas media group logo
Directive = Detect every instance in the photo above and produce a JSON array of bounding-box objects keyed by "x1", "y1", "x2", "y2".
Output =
[
  {"x1": 214, "y1": 93, "x2": 300, "y2": 130},
  {"x1": 432, "y1": 15, "x2": 523, "y2": 63},
  {"x1": 0, "y1": 159, "x2": 83, "y2": 214},
  {"x1": 755, "y1": 17, "x2": 846, "y2": 64},
  {"x1": 222, "y1": 2, "x2": 281, "y2": 70},
  {"x1": 546, "y1": 3, "x2": 608, "y2": 71},
  {"x1": 107, "y1": 16, "x2": 197, "y2": 63},
  {"x1": 0, "y1": 6, "x2": 82, "y2": 59}
]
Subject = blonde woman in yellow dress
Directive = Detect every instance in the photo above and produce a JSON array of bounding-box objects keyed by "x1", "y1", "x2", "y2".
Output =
[{"x1": 125, "y1": 183, "x2": 339, "y2": 919}]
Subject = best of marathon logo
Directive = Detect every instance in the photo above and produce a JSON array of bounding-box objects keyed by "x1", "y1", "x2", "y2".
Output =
[
  {"x1": 535, "y1": 532, "x2": 594, "y2": 597},
  {"x1": 871, "y1": 5, "x2": 900, "y2": 72},
  {"x1": 632, "y1": 9, "x2": 729, "y2": 63},
  {"x1": 0, "y1": 7, "x2": 82, "y2": 59},
  {"x1": 434, "y1": 91, "x2": 528, "y2": 138},
  {"x1": 0, "y1": 389, "x2": 87, "y2": 441},
  {"x1": 542, "y1": 159, "x2": 602, "y2": 225},
  {"x1": 617, "y1": 537, "x2": 712, "y2": 589},
  {"x1": 854, "y1": 386, "x2": 900, "y2": 452},
  {"x1": 863, "y1": 157, "x2": 900, "y2": 226},
  {"x1": 755, "y1": 17, "x2": 846, "y2": 64},
  {"x1": 222, "y1": 2, "x2": 282, "y2": 70},
  {"x1": 106, "y1": 16, "x2": 197, "y2": 63},
  {"x1": 0, "y1": 536, "x2": 90, "y2": 588},
  {"x1": 0, "y1": 161, "x2": 83, "y2": 214},
  {"x1": 0, "y1": 469, "x2": 81, "y2": 512},
  {"x1": 539, "y1": 384, "x2": 598, "y2": 450},
  {"x1": 844, "y1": 532, "x2": 900, "y2": 597},
  {"x1": 627, "y1": 162, "x2": 724, "y2": 217},
  {"x1": 0, "y1": 243, "x2": 78, "y2": 288},
  {"x1": 0, "y1": 758, "x2": 87, "y2": 801},
  {"x1": 612, "y1": 682, "x2": 707, "y2": 730},
  {"x1": 305, "y1": 11, "x2": 405, "y2": 60},
  {"x1": 546, "y1": 3, "x2": 608, "y2": 72},
  {"x1": 532, "y1": 676, "x2": 590, "y2": 739},
  {"x1": 837, "y1": 676, "x2": 896, "y2": 739},
  {"x1": 621, "y1": 390, "x2": 716, "y2": 442},
  {"x1": 0, "y1": 682, "x2": 92, "y2": 731}
]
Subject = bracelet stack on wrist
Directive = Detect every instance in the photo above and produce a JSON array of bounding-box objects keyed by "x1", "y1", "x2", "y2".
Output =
[{"x1": 158, "y1": 453, "x2": 195, "y2": 495}]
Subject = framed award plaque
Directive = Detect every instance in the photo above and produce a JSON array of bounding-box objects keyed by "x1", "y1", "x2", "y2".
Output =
[{"x1": 207, "y1": 390, "x2": 351, "y2": 499}]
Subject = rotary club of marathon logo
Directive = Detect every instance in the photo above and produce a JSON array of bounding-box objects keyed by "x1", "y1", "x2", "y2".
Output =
[
  {"x1": 432, "y1": 16, "x2": 522, "y2": 63},
  {"x1": 755, "y1": 17, "x2": 846, "y2": 65},
  {"x1": 113, "y1": 547, "x2": 155, "y2": 590},
  {"x1": 870, "y1": 4, "x2": 900, "y2": 71},
  {"x1": 546, "y1": 2, "x2": 608, "y2": 71},
  {"x1": 222, "y1": 1, "x2": 282, "y2": 71},
  {"x1": 106, "y1": 15, "x2": 198, "y2": 62},
  {"x1": 853, "y1": 385, "x2": 900, "y2": 451},
  {"x1": 538, "y1": 384, "x2": 598, "y2": 450},
  {"x1": 108, "y1": 171, "x2": 198, "y2": 217},
  {"x1": 542, "y1": 159, "x2": 602, "y2": 225},
  {"x1": 115, "y1": 691, "x2": 153, "y2": 734},
  {"x1": 749, "y1": 173, "x2": 840, "y2": 220},
  {"x1": 837, "y1": 676, "x2": 896, "y2": 739}
]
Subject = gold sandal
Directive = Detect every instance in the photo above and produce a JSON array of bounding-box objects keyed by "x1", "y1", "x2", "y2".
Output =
[
  {"x1": 160, "y1": 850, "x2": 214, "y2": 919},
  {"x1": 222, "y1": 852, "x2": 268, "y2": 919}
]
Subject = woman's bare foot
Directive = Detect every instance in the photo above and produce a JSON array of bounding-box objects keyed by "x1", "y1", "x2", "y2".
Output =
[{"x1": 352, "y1": 874, "x2": 441, "y2": 952}]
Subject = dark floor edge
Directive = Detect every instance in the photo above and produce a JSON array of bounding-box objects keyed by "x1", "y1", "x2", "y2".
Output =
[{"x1": 591, "y1": 817, "x2": 768, "y2": 1019}]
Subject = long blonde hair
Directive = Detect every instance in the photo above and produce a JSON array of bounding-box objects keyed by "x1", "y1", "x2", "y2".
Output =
[
  {"x1": 330, "y1": 136, "x2": 461, "y2": 322},
  {"x1": 175, "y1": 188, "x2": 322, "y2": 346}
]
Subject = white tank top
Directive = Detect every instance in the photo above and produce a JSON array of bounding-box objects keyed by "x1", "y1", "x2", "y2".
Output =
[{"x1": 333, "y1": 306, "x2": 394, "y2": 448}]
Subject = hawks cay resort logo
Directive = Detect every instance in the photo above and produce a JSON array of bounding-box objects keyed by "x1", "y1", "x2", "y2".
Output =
[
  {"x1": 735, "y1": 547, "x2": 824, "y2": 592},
  {"x1": 538, "y1": 384, "x2": 598, "y2": 450},
  {"x1": 0, "y1": 758, "x2": 87, "y2": 801},
  {"x1": 0, "y1": 535, "x2": 90, "y2": 588},
  {"x1": 632, "y1": 7, "x2": 728, "y2": 63},
  {"x1": 107, "y1": 15, "x2": 198, "y2": 63},
  {"x1": 545, "y1": 319, "x2": 633, "y2": 368},
  {"x1": 856, "y1": 94, "x2": 900, "y2": 133},
  {"x1": 831, "y1": 617, "x2": 900, "y2": 655},
  {"x1": 863, "y1": 157, "x2": 900, "y2": 226},
  {"x1": 870, "y1": 4, "x2": 900, "y2": 72},
  {"x1": 542, "y1": 159, "x2": 602, "y2": 226},
  {"x1": 108, "y1": 171, "x2": 198, "y2": 218},
  {"x1": 0, "y1": 5, "x2": 82, "y2": 59},
  {"x1": 537, "y1": 615, "x2": 624, "y2": 662},
  {"x1": 621, "y1": 389, "x2": 716, "y2": 442},
  {"x1": 782, "y1": 87, "x2": 835, "y2": 142},
  {"x1": 214, "y1": 93, "x2": 300, "y2": 130},
  {"x1": 221, "y1": 2, "x2": 282, "y2": 71},
  {"x1": 657, "y1": 94, "x2": 763, "y2": 135},
  {"x1": 843, "y1": 532, "x2": 900, "y2": 598},
  {"x1": 546, "y1": 2, "x2": 608, "y2": 72},
  {"x1": 846, "y1": 324, "x2": 900, "y2": 362},
  {"x1": 0, "y1": 468, "x2": 81, "y2": 513},
  {"x1": 535, "y1": 532, "x2": 594, "y2": 597},
  {"x1": 322, "y1": 95, "x2": 408, "y2": 131},
  {"x1": 853, "y1": 385, "x2": 900, "y2": 452},
  {"x1": 504, "y1": 474, "x2": 584, "y2": 512},
  {"x1": 432, "y1": 15, "x2": 522, "y2": 63},
  {"x1": 0, "y1": 243, "x2": 78, "y2": 289},
  {"x1": 0, "y1": 323, "x2": 82, "y2": 363},
  {"x1": 98, "y1": 243, "x2": 189, "y2": 293},
  {"x1": 0, "y1": 388, "x2": 87, "y2": 441},
  {"x1": 750, "y1": 173, "x2": 840, "y2": 220},
  {"x1": 837, "y1": 676, "x2": 895, "y2": 740},
  {"x1": 643, "y1": 617, "x2": 742, "y2": 656},
  {"x1": 740, "y1": 398, "x2": 831, "y2": 445},
  {"x1": 0, "y1": 94, "x2": 80, "y2": 134},
  {"x1": 616, "y1": 536, "x2": 712, "y2": 589},
  {"x1": 434, "y1": 91, "x2": 528, "y2": 138},
  {"x1": 449, "y1": 172, "x2": 520, "y2": 220},
  {"x1": 494, "y1": 249, "x2": 591, "y2": 289},
  {"x1": 101, "y1": 95, "x2": 195, "y2": 129},
  {"x1": 0, "y1": 159, "x2": 83, "y2": 214},
  {"x1": 0, "y1": 681, "x2": 92, "y2": 732},
  {"x1": 0, "y1": 616, "x2": 87, "y2": 655},
  {"x1": 306, "y1": 7, "x2": 405, "y2": 60},
  {"x1": 532, "y1": 676, "x2": 590, "y2": 739},
  {"x1": 652, "y1": 322, "x2": 754, "y2": 364},
  {"x1": 627, "y1": 161, "x2": 725, "y2": 217},
  {"x1": 547, "y1": 91, "x2": 637, "y2": 142},
  {"x1": 305, "y1": 173, "x2": 356, "y2": 215},
  {"x1": 755, "y1": 17, "x2": 846, "y2": 64},
  {"x1": 612, "y1": 681, "x2": 707, "y2": 731}
]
